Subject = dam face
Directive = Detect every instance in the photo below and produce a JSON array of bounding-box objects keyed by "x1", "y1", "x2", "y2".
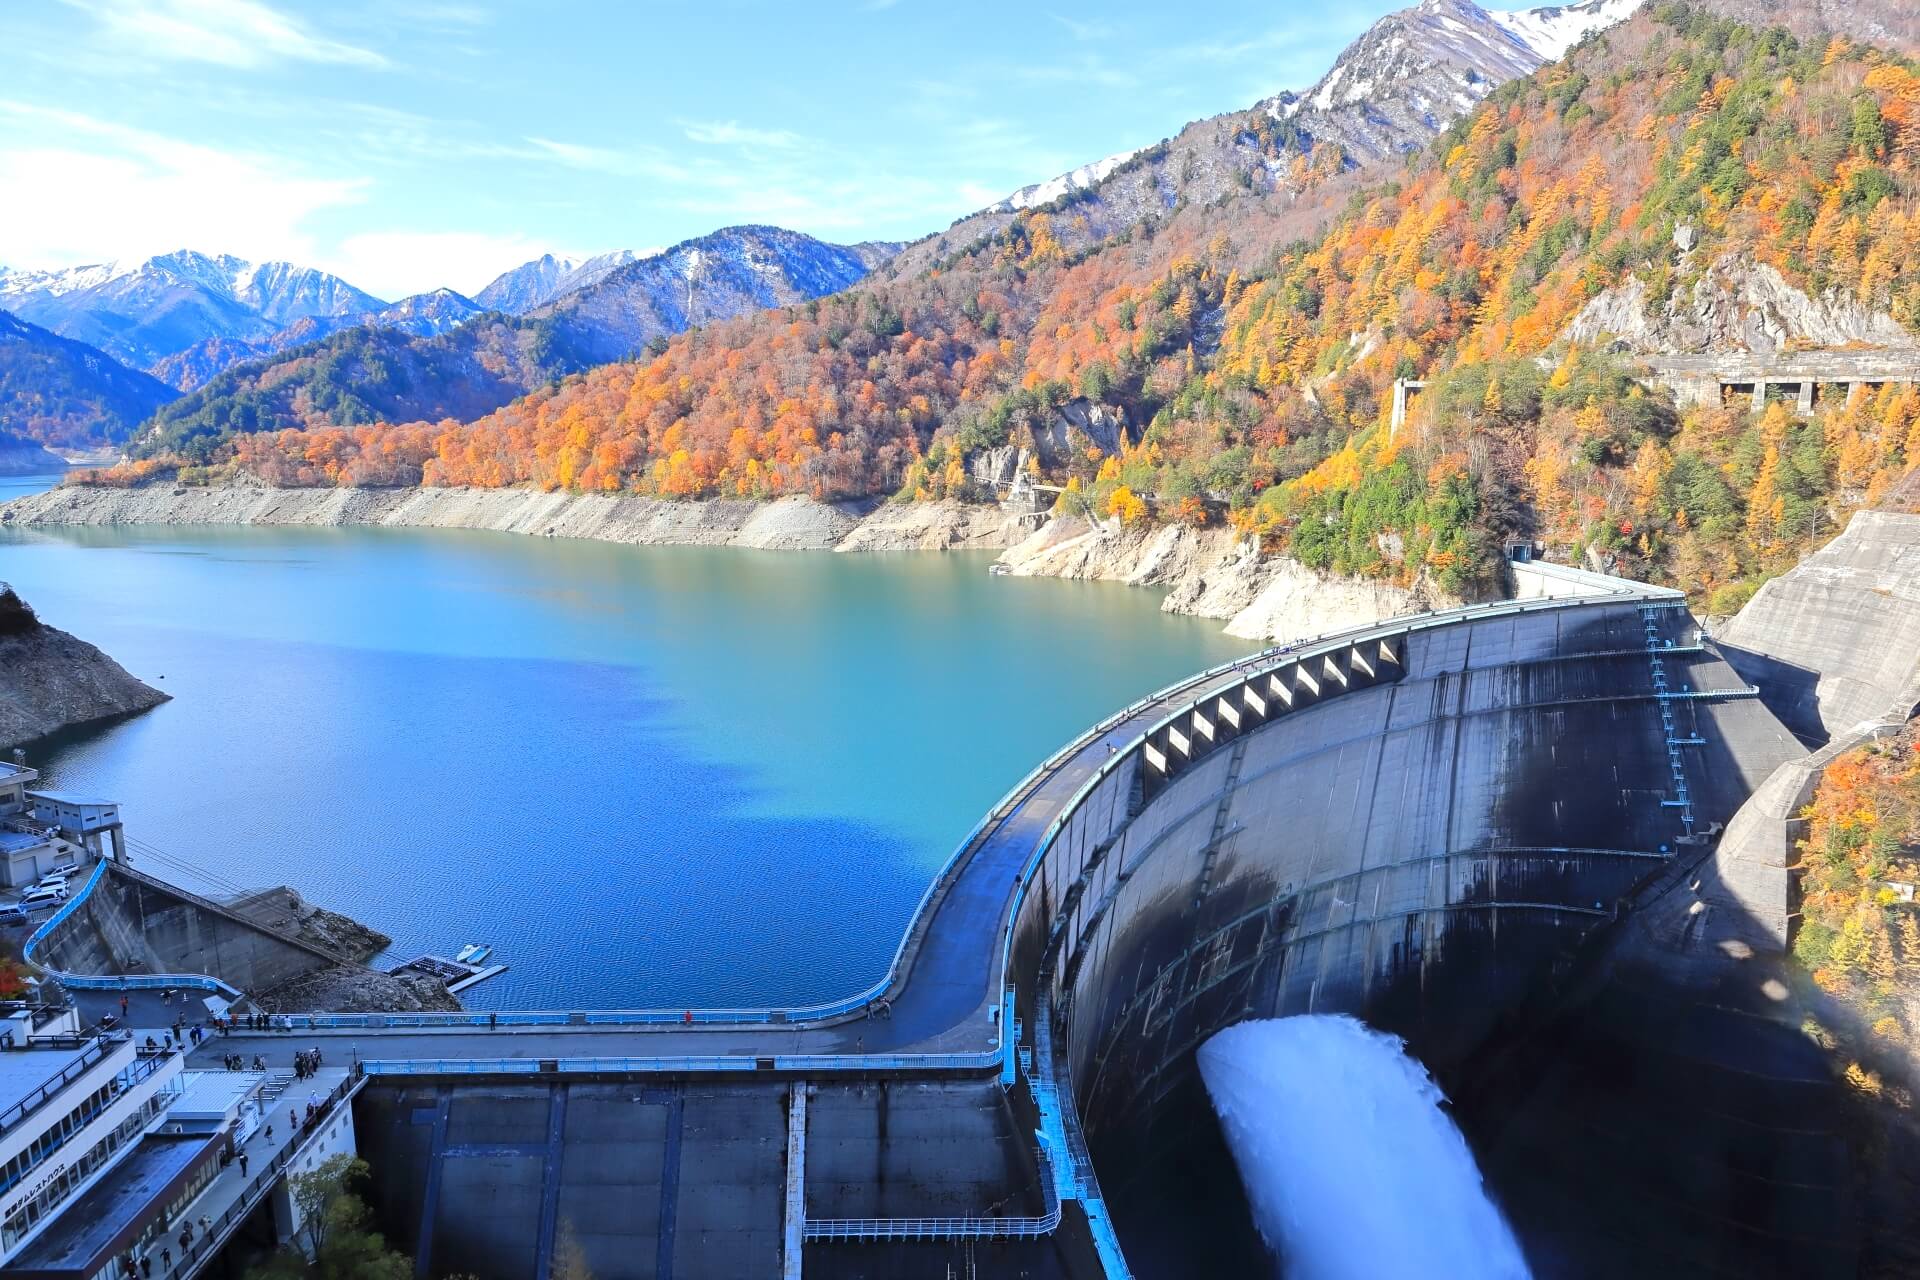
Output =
[{"x1": 1006, "y1": 596, "x2": 1807, "y2": 1275}]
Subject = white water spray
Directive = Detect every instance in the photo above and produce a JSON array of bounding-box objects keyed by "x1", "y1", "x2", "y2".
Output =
[{"x1": 1197, "y1": 1015, "x2": 1530, "y2": 1280}]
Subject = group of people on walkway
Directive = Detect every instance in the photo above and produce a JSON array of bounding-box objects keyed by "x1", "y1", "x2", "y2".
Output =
[
  {"x1": 220, "y1": 1011, "x2": 297, "y2": 1032},
  {"x1": 118, "y1": 1212, "x2": 213, "y2": 1278},
  {"x1": 293, "y1": 1047, "x2": 324, "y2": 1078}
]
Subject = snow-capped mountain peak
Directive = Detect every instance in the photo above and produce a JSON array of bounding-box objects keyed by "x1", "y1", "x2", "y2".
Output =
[
  {"x1": 474, "y1": 248, "x2": 660, "y2": 315},
  {"x1": 1260, "y1": 0, "x2": 1641, "y2": 160}
]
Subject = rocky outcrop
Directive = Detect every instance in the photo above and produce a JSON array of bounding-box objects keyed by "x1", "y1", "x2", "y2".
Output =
[
  {"x1": 1567, "y1": 255, "x2": 1919, "y2": 355},
  {"x1": 0, "y1": 587, "x2": 169, "y2": 748},
  {"x1": 254, "y1": 964, "x2": 460, "y2": 1014},
  {"x1": 835, "y1": 498, "x2": 1034, "y2": 551},
  {"x1": 224, "y1": 887, "x2": 392, "y2": 964},
  {"x1": 995, "y1": 515, "x2": 1454, "y2": 644},
  {"x1": 1029, "y1": 399, "x2": 1128, "y2": 469}
]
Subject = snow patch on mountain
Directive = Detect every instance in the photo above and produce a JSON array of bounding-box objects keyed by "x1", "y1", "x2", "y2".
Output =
[
  {"x1": 474, "y1": 248, "x2": 664, "y2": 315},
  {"x1": 990, "y1": 149, "x2": 1144, "y2": 213},
  {"x1": 1492, "y1": 0, "x2": 1643, "y2": 61}
]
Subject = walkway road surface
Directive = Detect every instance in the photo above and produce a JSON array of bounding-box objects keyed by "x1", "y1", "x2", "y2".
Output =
[{"x1": 75, "y1": 654, "x2": 1273, "y2": 1069}]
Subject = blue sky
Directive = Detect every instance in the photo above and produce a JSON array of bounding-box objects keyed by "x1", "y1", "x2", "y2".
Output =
[{"x1": 0, "y1": 0, "x2": 1419, "y2": 299}]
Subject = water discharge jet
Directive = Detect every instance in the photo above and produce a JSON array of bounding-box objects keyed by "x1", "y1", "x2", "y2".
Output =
[{"x1": 1199, "y1": 1015, "x2": 1531, "y2": 1280}]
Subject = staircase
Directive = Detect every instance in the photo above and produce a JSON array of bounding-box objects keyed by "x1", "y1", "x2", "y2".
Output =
[
  {"x1": 260, "y1": 1071, "x2": 294, "y2": 1105},
  {"x1": 1192, "y1": 736, "x2": 1250, "y2": 907}
]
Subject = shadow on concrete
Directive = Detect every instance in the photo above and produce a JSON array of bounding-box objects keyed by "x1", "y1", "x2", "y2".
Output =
[{"x1": 1718, "y1": 640, "x2": 1829, "y2": 748}]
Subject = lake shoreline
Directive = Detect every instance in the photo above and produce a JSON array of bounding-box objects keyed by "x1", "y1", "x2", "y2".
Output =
[{"x1": 0, "y1": 482, "x2": 1452, "y2": 644}]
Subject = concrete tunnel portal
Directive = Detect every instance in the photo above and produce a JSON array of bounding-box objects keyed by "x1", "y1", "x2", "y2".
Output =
[{"x1": 36, "y1": 561, "x2": 1885, "y2": 1278}]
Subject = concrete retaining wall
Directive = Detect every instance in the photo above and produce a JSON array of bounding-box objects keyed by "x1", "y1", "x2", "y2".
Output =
[
  {"x1": 36, "y1": 863, "x2": 350, "y2": 997},
  {"x1": 1709, "y1": 510, "x2": 1920, "y2": 948},
  {"x1": 1719, "y1": 510, "x2": 1920, "y2": 744}
]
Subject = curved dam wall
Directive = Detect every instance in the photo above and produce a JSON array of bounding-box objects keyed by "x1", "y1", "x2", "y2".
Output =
[{"x1": 1007, "y1": 594, "x2": 1806, "y2": 1275}]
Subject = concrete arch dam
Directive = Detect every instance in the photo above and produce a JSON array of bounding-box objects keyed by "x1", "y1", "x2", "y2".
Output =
[{"x1": 56, "y1": 573, "x2": 1859, "y2": 1279}]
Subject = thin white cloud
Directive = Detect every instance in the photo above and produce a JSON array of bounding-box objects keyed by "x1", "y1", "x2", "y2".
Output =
[
  {"x1": 1049, "y1": 14, "x2": 1118, "y2": 41},
  {"x1": 0, "y1": 100, "x2": 366, "y2": 272},
  {"x1": 524, "y1": 136, "x2": 627, "y2": 170},
  {"x1": 682, "y1": 120, "x2": 808, "y2": 151},
  {"x1": 1006, "y1": 55, "x2": 1136, "y2": 91},
  {"x1": 58, "y1": 0, "x2": 388, "y2": 70}
]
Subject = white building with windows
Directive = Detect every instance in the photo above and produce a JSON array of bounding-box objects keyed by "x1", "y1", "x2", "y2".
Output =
[{"x1": 0, "y1": 1022, "x2": 187, "y2": 1274}]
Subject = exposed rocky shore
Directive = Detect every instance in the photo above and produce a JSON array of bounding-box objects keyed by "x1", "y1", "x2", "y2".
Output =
[
  {"x1": 996, "y1": 514, "x2": 1459, "y2": 644},
  {"x1": 254, "y1": 964, "x2": 462, "y2": 1014},
  {"x1": 219, "y1": 887, "x2": 462, "y2": 1013},
  {"x1": 1, "y1": 482, "x2": 1448, "y2": 644},
  {"x1": 224, "y1": 886, "x2": 392, "y2": 963},
  {"x1": 0, "y1": 586, "x2": 170, "y2": 748}
]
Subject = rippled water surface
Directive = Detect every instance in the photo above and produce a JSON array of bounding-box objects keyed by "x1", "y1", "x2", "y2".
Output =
[{"x1": 0, "y1": 522, "x2": 1245, "y2": 1007}]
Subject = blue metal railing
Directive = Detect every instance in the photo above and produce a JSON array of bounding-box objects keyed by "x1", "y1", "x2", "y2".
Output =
[
  {"x1": 358, "y1": 1050, "x2": 999, "y2": 1076},
  {"x1": 22, "y1": 860, "x2": 242, "y2": 998}
]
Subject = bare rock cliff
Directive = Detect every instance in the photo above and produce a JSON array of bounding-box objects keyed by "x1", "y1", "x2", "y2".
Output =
[{"x1": 1567, "y1": 254, "x2": 1919, "y2": 355}]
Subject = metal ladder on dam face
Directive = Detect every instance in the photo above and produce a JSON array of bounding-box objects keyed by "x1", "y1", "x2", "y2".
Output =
[
  {"x1": 1192, "y1": 736, "x2": 1249, "y2": 908},
  {"x1": 1641, "y1": 605, "x2": 1696, "y2": 833}
]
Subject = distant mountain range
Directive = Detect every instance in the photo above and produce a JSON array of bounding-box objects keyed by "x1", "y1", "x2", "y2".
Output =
[
  {"x1": 1257, "y1": 0, "x2": 1641, "y2": 165},
  {"x1": 474, "y1": 250, "x2": 653, "y2": 314},
  {"x1": 0, "y1": 252, "x2": 381, "y2": 372},
  {"x1": 148, "y1": 286, "x2": 486, "y2": 391},
  {"x1": 0, "y1": 310, "x2": 177, "y2": 458},
  {"x1": 136, "y1": 225, "x2": 901, "y2": 460},
  {"x1": 0, "y1": 243, "x2": 673, "y2": 392}
]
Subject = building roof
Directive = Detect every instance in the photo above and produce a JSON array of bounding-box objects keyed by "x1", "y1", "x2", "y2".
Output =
[
  {"x1": 0, "y1": 1041, "x2": 97, "y2": 1117},
  {"x1": 0, "y1": 764, "x2": 33, "y2": 784},
  {"x1": 0, "y1": 1134, "x2": 220, "y2": 1278},
  {"x1": 165, "y1": 1071, "x2": 263, "y2": 1124},
  {"x1": 0, "y1": 832, "x2": 49, "y2": 856},
  {"x1": 23, "y1": 793, "x2": 113, "y2": 809}
]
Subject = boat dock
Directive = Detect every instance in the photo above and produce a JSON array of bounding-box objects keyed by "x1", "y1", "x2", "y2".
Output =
[{"x1": 388, "y1": 953, "x2": 507, "y2": 994}]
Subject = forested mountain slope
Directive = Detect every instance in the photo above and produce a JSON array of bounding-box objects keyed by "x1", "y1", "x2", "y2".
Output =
[
  {"x1": 0, "y1": 309, "x2": 177, "y2": 449},
  {"x1": 101, "y1": 6, "x2": 1920, "y2": 611}
]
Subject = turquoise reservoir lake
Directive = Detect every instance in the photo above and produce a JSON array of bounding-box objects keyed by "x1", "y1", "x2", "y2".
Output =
[{"x1": 0, "y1": 520, "x2": 1246, "y2": 1008}]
